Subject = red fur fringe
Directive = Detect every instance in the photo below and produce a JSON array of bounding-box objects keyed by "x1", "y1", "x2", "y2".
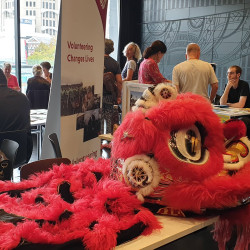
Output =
[
  {"x1": 213, "y1": 204, "x2": 250, "y2": 250},
  {"x1": 223, "y1": 119, "x2": 247, "y2": 140},
  {"x1": 0, "y1": 158, "x2": 161, "y2": 249}
]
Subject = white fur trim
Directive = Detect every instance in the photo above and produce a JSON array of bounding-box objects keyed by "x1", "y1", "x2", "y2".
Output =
[
  {"x1": 153, "y1": 83, "x2": 177, "y2": 102},
  {"x1": 122, "y1": 154, "x2": 161, "y2": 201}
]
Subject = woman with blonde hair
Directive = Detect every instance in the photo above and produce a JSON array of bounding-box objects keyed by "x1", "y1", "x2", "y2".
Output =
[{"x1": 121, "y1": 42, "x2": 141, "y2": 81}]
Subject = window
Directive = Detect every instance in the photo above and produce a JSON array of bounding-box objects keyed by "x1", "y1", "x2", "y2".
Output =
[
  {"x1": 26, "y1": 10, "x2": 28, "y2": 15},
  {"x1": 29, "y1": 1, "x2": 32, "y2": 7},
  {"x1": 30, "y1": 10, "x2": 32, "y2": 15},
  {"x1": 33, "y1": 1, "x2": 35, "y2": 7},
  {"x1": 26, "y1": 1, "x2": 28, "y2": 7},
  {"x1": 46, "y1": 20, "x2": 48, "y2": 26},
  {"x1": 49, "y1": 3, "x2": 52, "y2": 9},
  {"x1": 33, "y1": 10, "x2": 36, "y2": 15},
  {"x1": 53, "y1": 20, "x2": 55, "y2": 27},
  {"x1": 106, "y1": 0, "x2": 120, "y2": 60}
]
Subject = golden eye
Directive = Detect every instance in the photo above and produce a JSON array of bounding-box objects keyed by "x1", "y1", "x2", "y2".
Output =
[{"x1": 174, "y1": 125, "x2": 202, "y2": 161}]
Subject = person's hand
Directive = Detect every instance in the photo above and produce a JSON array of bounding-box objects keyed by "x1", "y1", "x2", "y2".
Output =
[
  {"x1": 227, "y1": 79, "x2": 236, "y2": 89},
  {"x1": 117, "y1": 97, "x2": 122, "y2": 104}
]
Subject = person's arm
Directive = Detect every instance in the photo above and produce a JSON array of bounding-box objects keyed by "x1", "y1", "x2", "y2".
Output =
[
  {"x1": 149, "y1": 61, "x2": 170, "y2": 84},
  {"x1": 172, "y1": 67, "x2": 180, "y2": 93},
  {"x1": 228, "y1": 96, "x2": 247, "y2": 108},
  {"x1": 209, "y1": 82, "x2": 218, "y2": 102},
  {"x1": 220, "y1": 81, "x2": 234, "y2": 105},
  {"x1": 122, "y1": 68, "x2": 134, "y2": 81},
  {"x1": 116, "y1": 74, "x2": 122, "y2": 104},
  {"x1": 122, "y1": 60, "x2": 136, "y2": 82},
  {"x1": 13, "y1": 75, "x2": 21, "y2": 91},
  {"x1": 26, "y1": 80, "x2": 30, "y2": 95}
]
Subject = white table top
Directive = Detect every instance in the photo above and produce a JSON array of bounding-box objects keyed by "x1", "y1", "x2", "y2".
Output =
[
  {"x1": 116, "y1": 215, "x2": 218, "y2": 250},
  {"x1": 30, "y1": 109, "x2": 47, "y2": 126},
  {"x1": 213, "y1": 106, "x2": 250, "y2": 117}
]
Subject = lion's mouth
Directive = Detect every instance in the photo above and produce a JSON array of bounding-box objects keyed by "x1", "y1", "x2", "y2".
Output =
[{"x1": 223, "y1": 139, "x2": 250, "y2": 170}]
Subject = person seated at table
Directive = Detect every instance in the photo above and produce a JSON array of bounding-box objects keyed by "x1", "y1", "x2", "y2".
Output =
[
  {"x1": 40, "y1": 61, "x2": 52, "y2": 84},
  {"x1": 26, "y1": 64, "x2": 51, "y2": 109},
  {"x1": 0, "y1": 68, "x2": 32, "y2": 160},
  {"x1": 220, "y1": 65, "x2": 250, "y2": 108},
  {"x1": 121, "y1": 42, "x2": 141, "y2": 81},
  {"x1": 138, "y1": 40, "x2": 171, "y2": 85},
  {"x1": 3, "y1": 62, "x2": 20, "y2": 91}
]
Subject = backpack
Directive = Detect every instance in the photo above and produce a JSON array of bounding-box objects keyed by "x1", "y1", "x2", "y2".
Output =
[{"x1": 103, "y1": 72, "x2": 118, "y2": 103}]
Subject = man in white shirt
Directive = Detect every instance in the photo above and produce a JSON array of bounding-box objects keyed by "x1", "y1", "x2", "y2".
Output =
[{"x1": 172, "y1": 43, "x2": 218, "y2": 102}]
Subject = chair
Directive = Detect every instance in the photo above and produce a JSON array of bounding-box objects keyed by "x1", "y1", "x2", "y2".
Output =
[
  {"x1": 20, "y1": 157, "x2": 71, "y2": 180},
  {"x1": 0, "y1": 130, "x2": 33, "y2": 168},
  {"x1": 0, "y1": 139, "x2": 19, "y2": 180},
  {"x1": 213, "y1": 94, "x2": 221, "y2": 105},
  {"x1": 48, "y1": 133, "x2": 62, "y2": 158}
]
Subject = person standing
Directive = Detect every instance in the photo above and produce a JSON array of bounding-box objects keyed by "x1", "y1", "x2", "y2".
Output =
[
  {"x1": 26, "y1": 65, "x2": 51, "y2": 109},
  {"x1": 3, "y1": 62, "x2": 20, "y2": 91},
  {"x1": 220, "y1": 65, "x2": 250, "y2": 108},
  {"x1": 40, "y1": 61, "x2": 52, "y2": 84},
  {"x1": 172, "y1": 43, "x2": 218, "y2": 102},
  {"x1": 121, "y1": 42, "x2": 141, "y2": 81},
  {"x1": 102, "y1": 38, "x2": 122, "y2": 134},
  {"x1": 138, "y1": 40, "x2": 171, "y2": 85}
]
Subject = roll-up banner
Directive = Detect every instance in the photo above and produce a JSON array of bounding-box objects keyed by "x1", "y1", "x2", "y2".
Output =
[{"x1": 41, "y1": 0, "x2": 108, "y2": 162}]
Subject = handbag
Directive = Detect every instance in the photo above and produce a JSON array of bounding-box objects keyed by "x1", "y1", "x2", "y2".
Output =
[
  {"x1": 0, "y1": 150, "x2": 11, "y2": 180},
  {"x1": 103, "y1": 72, "x2": 118, "y2": 103}
]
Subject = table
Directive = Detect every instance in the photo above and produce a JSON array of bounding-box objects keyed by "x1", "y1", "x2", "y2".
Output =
[
  {"x1": 116, "y1": 215, "x2": 218, "y2": 250},
  {"x1": 213, "y1": 106, "x2": 250, "y2": 122},
  {"x1": 30, "y1": 109, "x2": 47, "y2": 159}
]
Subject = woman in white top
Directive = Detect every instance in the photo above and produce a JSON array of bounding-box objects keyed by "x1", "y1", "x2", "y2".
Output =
[{"x1": 121, "y1": 42, "x2": 142, "y2": 81}]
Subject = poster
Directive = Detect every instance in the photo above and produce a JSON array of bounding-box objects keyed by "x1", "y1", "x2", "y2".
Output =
[{"x1": 41, "y1": 0, "x2": 107, "y2": 162}]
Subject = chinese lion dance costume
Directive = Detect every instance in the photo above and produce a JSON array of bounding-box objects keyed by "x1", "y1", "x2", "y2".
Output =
[
  {"x1": 111, "y1": 84, "x2": 250, "y2": 250},
  {"x1": 0, "y1": 83, "x2": 250, "y2": 249}
]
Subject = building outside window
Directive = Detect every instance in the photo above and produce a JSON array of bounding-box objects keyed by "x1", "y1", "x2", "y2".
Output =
[
  {"x1": 0, "y1": 0, "x2": 60, "y2": 92},
  {"x1": 0, "y1": 0, "x2": 119, "y2": 92}
]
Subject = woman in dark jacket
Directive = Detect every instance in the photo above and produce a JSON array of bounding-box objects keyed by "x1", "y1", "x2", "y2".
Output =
[{"x1": 26, "y1": 64, "x2": 51, "y2": 109}]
